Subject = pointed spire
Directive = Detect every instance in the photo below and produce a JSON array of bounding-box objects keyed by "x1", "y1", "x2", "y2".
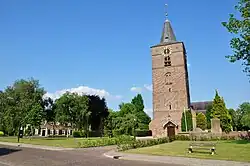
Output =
[{"x1": 160, "y1": 4, "x2": 177, "y2": 44}]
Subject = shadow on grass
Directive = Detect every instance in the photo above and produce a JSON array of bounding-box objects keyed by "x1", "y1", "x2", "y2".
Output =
[
  {"x1": 0, "y1": 148, "x2": 21, "y2": 156},
  {"x1": 225, "y1": 140, "x2": 250, "y2": 144},
  {"x1": 190, "y1": 150, "x2": 212, "y2": 155}
]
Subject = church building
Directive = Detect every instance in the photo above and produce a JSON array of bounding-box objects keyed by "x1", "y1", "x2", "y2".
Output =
[{"x1": 149, "y1": 13, "x2": 191, "y2": 138}]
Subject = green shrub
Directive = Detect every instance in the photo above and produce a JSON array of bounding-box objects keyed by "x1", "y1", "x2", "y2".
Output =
[
  {"x1": 88, "y1": 131, "x2": 101, "y2": 137},
  {"x1": 75, "y1": 135, "x2": 134, "y2": 148},
  {"x1": 117, "y1": 137, "x2": 170, "y2": 151},
  {"x1": 0, "y1": 131, "x2": 4, "y2": 136},
  {"x1": 73, "y1": 131, "x2": 82, "y2": 138},
  {"x1": 135, "y1": 130, "x2": 152, "y2": 137},
  {"x1": 47, "y1": 135, "x2": 68, "y2": 138},
  {"x1": 113, "y1": 129, "x2": 123, "y2": 137},
  {"x1": 175, "y1": 135, "x2": 190, "y2": 141}
]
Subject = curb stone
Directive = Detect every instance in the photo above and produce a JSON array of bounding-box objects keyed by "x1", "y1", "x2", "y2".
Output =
[
  {"x1": 103, "y1": 150, "x2": 250, "y2": 166},
  {"x1": 0, "y1": 141, "x2": 75, "y2": 151}
]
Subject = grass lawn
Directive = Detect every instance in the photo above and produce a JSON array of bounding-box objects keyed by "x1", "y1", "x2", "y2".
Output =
[
  {"x1": 125, "y1": 140, "x2": 250, "y2": 162},
  {"x1": 0, "y1": 137, "x2": 108, "y2": 148}
]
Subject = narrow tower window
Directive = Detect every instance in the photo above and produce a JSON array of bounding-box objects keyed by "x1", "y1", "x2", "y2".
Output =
[
  {"x1": 169, "y1": 105, "x2": 172, "y2": 110},
  {"x1": 169, "y1": 88, "x2": 172, "y2": 92},
  {"x1": 164, "y1": 56, "x2": 171, "y2": 67}
]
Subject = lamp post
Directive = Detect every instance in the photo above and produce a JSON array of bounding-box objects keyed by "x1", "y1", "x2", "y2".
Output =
[{"x1": 133, "y1": 118, "x2": 136, "y2": 140}]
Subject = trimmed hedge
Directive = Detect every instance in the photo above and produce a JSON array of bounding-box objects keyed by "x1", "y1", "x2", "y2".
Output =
[
  {"x1": 117, "y1": 137, "x2": 171, "y2": 151},
  {"x1": 0, "y1": 131, "x2": 4, "y2": 136},
  {"x1": 76, "y1": 135, "x2": 134, "y2": 148}
]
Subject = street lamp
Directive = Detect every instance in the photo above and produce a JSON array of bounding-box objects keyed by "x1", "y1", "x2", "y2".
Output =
[{"x1": 133, "y1": 118, "x2": 136, "y2": 140}]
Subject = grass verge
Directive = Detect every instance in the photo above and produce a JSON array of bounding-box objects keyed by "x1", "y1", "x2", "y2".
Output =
[
  {"x1": 125, "y1": 140, "x2": 250, "y2": 162},
  {"x1": 0, "y1": 137, "x2": 117, "y2": 148}
]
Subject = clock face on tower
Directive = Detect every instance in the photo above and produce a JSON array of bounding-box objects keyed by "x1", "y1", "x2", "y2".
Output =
[{"x1": 163, "y1": 47, "x2": 172, "y2": 56}]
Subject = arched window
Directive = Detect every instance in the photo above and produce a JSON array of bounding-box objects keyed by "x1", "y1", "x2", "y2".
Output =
[
  {"x1": 165, "y1": 72, "x2": 171, "y2": 77},
  {"x1": 165, "y1": 72, "x2": 172, "y2": 85}
]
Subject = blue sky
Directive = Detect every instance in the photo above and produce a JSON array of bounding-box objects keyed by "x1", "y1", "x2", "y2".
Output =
[{"x1": 0, "y1": 0, "x2": 249, "y2": 117}]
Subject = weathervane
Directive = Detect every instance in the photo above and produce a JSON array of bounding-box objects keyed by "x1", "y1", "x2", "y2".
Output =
[{"x1": 165, "y1": 3, "x2": 168, "y2": 20}]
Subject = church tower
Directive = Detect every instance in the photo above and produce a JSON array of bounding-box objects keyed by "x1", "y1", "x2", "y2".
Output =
[{"x1": 149, "y1": 11, "x2": 191, "y2": 137}]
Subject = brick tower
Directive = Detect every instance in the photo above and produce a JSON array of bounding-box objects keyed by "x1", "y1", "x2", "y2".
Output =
[{"x1": 149, "y1": 16, "x2": 191, "y2": 138}]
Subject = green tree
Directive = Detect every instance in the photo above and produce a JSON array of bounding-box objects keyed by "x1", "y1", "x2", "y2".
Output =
[
  {"x1": 2, "y1": 78, "x2": 46, "y2": 141},
  {"x1": 131, "y1": 94, "x2": 151, "y2": 129},
  {"x1": 87, "y1": 95, "x2": 109, "y2": 135},
  {"x1": 211, "y1": 90, "x2": 232, "y2": 133},
  {"x1": 55, "y1": 92, "x2": 90, "y2": 135},
  {"x1": 228, "y1": 108, "x2": 237, "y2": 131},
  {"x1": 237, "y1": 102, "x2": 250, "y2": 129},
  {"x1": 181, "y1": 109, "x2": 193, "y2": 132},
  {"x1": 118, "y1": 103, "x2": 136, "y2": 117},
  {"x1": 196, "y1": 112, "x2": 207, "y2": 130},
  {"x1": 43, "y1": 97, "x2": 56, "y2": 136},
  {"x1": 205, "y1": 104, "x2": 212, "y2": 129},
  {"x1": 104, "y1": 109, "x2": 118, "y2": 137},
  {"x1": 222, "y1": 0, "x2": 250, "y2": 77}
]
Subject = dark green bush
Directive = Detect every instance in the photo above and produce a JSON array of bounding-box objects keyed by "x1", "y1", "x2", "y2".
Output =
[
  {"x1": 73, "y1": 131, "x2": 82, "y2": 138},
  {"x1": 113, "y1": 129, "x2": 123, "y2": 137},
  {"x1": 117, "y1": 137, "x2": 170, "y2": 151},
  {"x1": 175, "y1": 135, "x2": 190, "y2": 141},
  {"x1": 77, "y1": 135, "x2": 134, "y2": 148},
  {"x1": 135, "y1": 130, "x2": 152, "y2": 137}
]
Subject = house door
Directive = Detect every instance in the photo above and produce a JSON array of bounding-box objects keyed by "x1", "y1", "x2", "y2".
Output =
[
  {"x1": 167, "y1": 126, "x2": 175, "y2": 138},
  {"x1": 42, "y1": 130, "x2": 46, "y2": 136}
]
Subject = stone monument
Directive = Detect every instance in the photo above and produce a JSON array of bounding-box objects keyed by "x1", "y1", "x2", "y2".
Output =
[{"x1": 211, "y1": 118, "x2": 222, "y2": 134}]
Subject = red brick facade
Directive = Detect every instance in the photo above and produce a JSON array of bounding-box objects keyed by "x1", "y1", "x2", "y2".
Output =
[{"x1": 149, "y1": 42, "x2": 191, "y2": 137}]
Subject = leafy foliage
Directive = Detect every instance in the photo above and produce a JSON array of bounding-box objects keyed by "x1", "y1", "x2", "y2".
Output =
[
  {"x1": 131, "y1": 94, "x2": 151, "y2": 129},
  {"x1": 205, "y1": 103, "x2": 212, "y2": 129},
  {"x1": 222, "y1": 0, "x2": 250, "y2": 76},
  {"x1": 196, "y1": 113, "x2": 207, "y2": 130},
  {"x1": 117, "y1": 137, "x2": 170, "y2": 151},
  {"x1": 239, "y1": 102, "x2": 250, "y2": 128},
  {"x1": 0, "y1": 78, "x2": 46, "y2": 139},
  {"x1": 181, "y1": 109, "x2": 193, "y2": 132},
  {"x1": 211, "y1": 90, "x2": 232, "y2": 133}
]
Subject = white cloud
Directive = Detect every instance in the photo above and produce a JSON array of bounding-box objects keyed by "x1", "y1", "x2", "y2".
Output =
[
  {"x1": 144, "y1": 108, "x2": 153, "y2": 118},
  {"x1": 144, "y1": 84, "x2": 152, "y2": 91},
  {"x1": 130, "y1": 86, "x2": 142, "y2": 93},
  {"x1": 44, "y1": 85, "x2": 122, "y2": 100}
]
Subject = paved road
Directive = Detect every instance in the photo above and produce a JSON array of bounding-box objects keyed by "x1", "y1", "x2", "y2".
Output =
[{"x1": 0, "y1": 145, "x2": 181, "y2": 166}]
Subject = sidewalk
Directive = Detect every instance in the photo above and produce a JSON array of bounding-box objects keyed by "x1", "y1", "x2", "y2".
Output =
[
  {"x1": 0, "y1": 141, "x2": 75, "y2": 151},
  {"x1": 103, "y1": 150, "x2": 250, "y2": 166}
]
